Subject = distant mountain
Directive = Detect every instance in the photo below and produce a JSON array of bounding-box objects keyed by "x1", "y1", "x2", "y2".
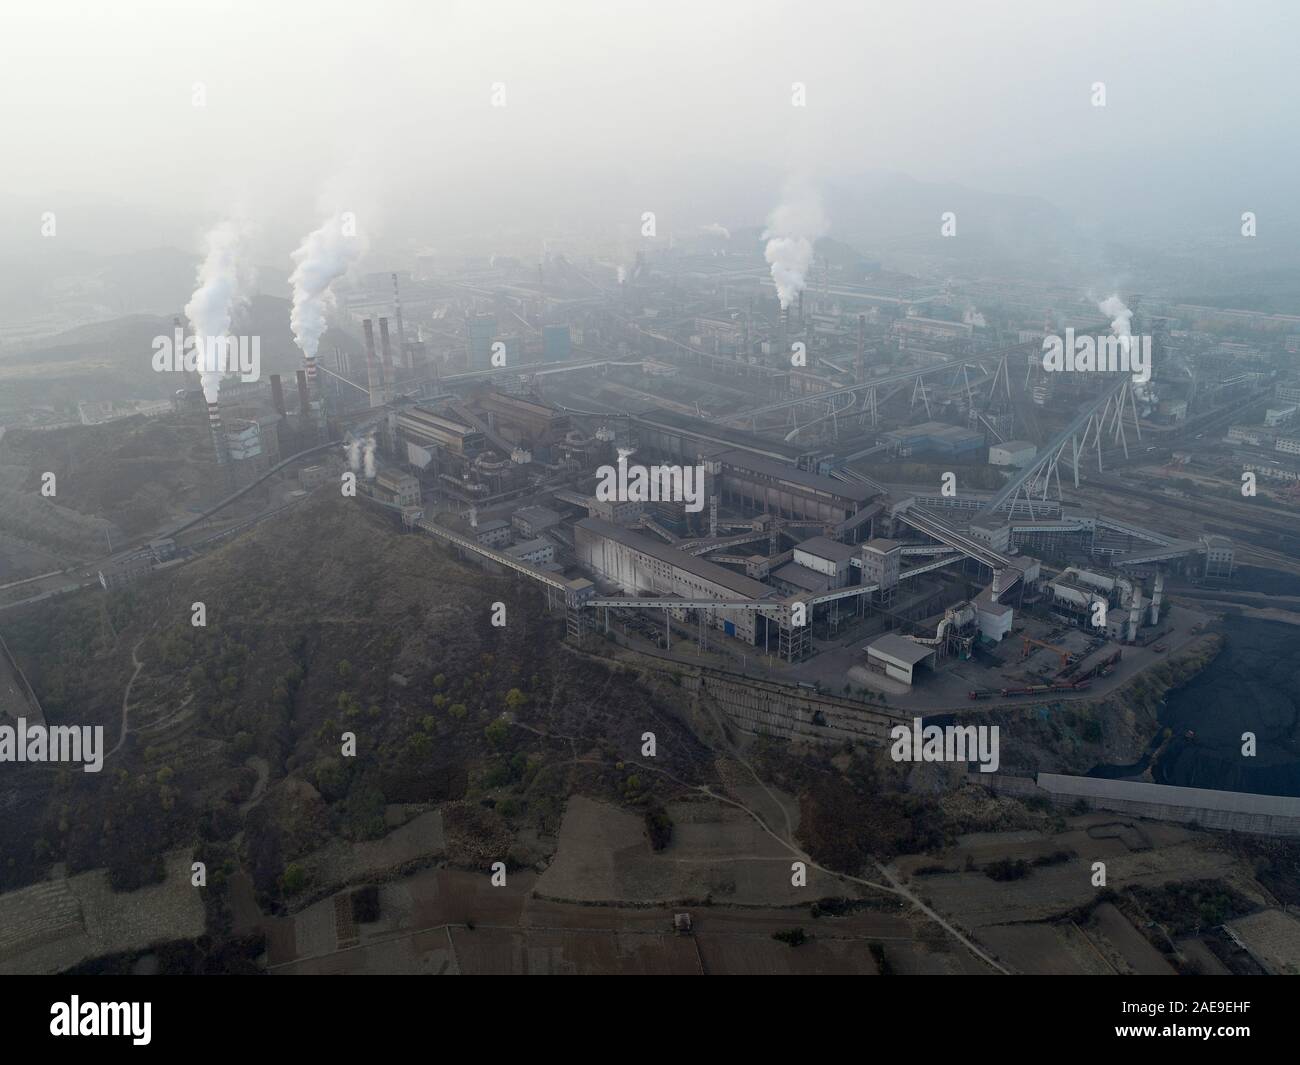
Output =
[{"x1": 1, "y1": 295, "x2": 363, "y2": 405}]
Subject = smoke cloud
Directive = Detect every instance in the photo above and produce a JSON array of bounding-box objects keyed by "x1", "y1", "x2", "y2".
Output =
[
  {"x1": 344, "y1": 433, "x2": 378, "y2": 479},
  {"x1": 1099, "y1": 295, "x2": 1133, "y2": 358},
  {"x1": 701, "y1": 222, "x2": 731, "y2": 240},
  {"x1": 184, "y1": 221, "x2": 252, "y2": 403},
  {"x1": 763, "y1": 187, "x2": 827, "y2": 310},
  {"x1": 289, "y1": 214, "x2": 363, "y2": 358}
]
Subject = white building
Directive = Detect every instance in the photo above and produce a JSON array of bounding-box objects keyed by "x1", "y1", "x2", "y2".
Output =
[
  {"x1": 989, "y1": 440, "x2": 1038, "y2": 467},
  {"x1": 865, "y1": 634, "x2": 935, "y2": 686},
  {"x1": 791, "y1": 536, "x2": 857, "y2": 588},
  {"x1": 506, "y1": 537, "x2": 555, "y2": 565},
  {"x1": 474, "y1": 519, "x2": 512, "y2": 547}
]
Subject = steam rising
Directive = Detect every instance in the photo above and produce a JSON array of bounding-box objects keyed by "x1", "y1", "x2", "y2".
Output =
[
  {"x1": 290, "y1": 215, "x2": 362, "y2": 358},
  {"x1": 184, "y1": 222, "x2": 251, "y2": 403},
  {"x1": 763, "y1": 188, "x2": 827, "y2": 310},
  {"x1": 345, "y1": 434, "x2": 377, "y2": 479},
  {"x1": 1099, "y1": 295, "x2": 1133, "y2": 358},
  {"x1": 701, "y1": 222, "x2": 730, "y2": 239}
]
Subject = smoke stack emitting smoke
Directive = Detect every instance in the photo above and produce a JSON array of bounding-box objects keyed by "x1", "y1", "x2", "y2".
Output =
[
  {"x1": 763, "y1": 187, "x2": 827, "y2": 310},
  {"x1": 184, "y1": 221, "x2": 251, "y2": 405},
  {"x1": 1098, "y1": 295, "x2": 1133, "y2": 358},
  {"x1": 289, "y1": 215, "x2": 363, "y2": 388}
]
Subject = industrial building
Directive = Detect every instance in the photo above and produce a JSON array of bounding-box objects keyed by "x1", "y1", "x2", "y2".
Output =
[
  {"x1": 715, "y1": 450, "x2": 877, "y2": 526},
  {"x1": 574, "y1": 516, "x2": 780, "y2": 644},
  {"x1": 988, "y1": 440, "x2": 1037, "y2": 467},
  {"x1": 864, "y1": 634, "x2": 936, "y2": 685},
  {"x1": 881, "y1": 421, "x2": 984, "y2": 460}
]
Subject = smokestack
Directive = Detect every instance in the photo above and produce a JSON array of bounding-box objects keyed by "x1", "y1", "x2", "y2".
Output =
[
  {"x1": 391, "y1": 273, "x2": 409, "y2": 368},
  {"x1": 1127, "y1": 596, "x2": 1141, "y2": 643},
  {"x1": 1149, "y1": 573, "x2": 1164, "y2": 626},
  {"x1": 363, "y1": 318, "x2": 381, "y2": 408},
  {"x1": 207, "y1": 400, "x2": 227, "y2": 464},
  {"x1": 295, "y1": 369, "x2": 310, "y2": 416},
  {"x1": 778, "y1": 305, "x2": 789, "y2": 364},
  {"x1": 379, "y1": 317, "x2": 395, "y2": 401},
  {"x1": 797, "y1": 290, "x2": 805, "y2": 327},
  {"x1": 270, "y1": 374, "x2": 287, "y2": 418},
  {"x1": 856, "y1": 314, "x2": 866, "y2": 384},
  {"x1": 303, "y1": 353, "x2": 317, "y2": 399}
]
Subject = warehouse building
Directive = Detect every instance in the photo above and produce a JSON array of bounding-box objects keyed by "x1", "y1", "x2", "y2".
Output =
[
  {"x1": 575, "y1": 516, "x2": 779, "y2": 643},
  {"x1": 989, "y1": 440, "x2": 1038, "y2": 467},
  {"x1": 864, "y1": 634, "x2": 936, "y2": 686},
  {"x1": 716, "y1": 450, "x2": 876, "y2": 525},
  {"x1": 881, "y1": 421, "x2": 984, "y2": 460}
]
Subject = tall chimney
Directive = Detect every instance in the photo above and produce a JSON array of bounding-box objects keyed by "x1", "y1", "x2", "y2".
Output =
[
  {"x1": 797, "y1": 290, "x2": 805, "y2": 327},
  {"x1": 303, "y1": 353, "x2": 317, "y2": 399},
  {"x1": 856, "y1": 314, "x2": 866, "y2": 384},
  {"x1": 379, "y1": 317, "x2": 395, "y2": 402},
  {"x1": 391, "y1": 273, "x2": 409, "y2": 368},
  {"x1": 778, "y1": 304, "x2": 788, "y2": 363},
  {"x1": 207, "y1": 399, "x2": 227, "y2": 464},
  {"x1": 1149, "y1": 572, "x2": 1164, "y2": 626},
  {"x1": 295, "y1": 369, "x2": 310, "y2": 416},
  {"x1": 1126, "y1": 596, "x2": 1142, "y2": 643},
  {"x1": 363, "y1": 318, "x2": 381, "y2": 408},
  {"x1": 270, "y1": 373, "x2": 287, "y2": 418}
]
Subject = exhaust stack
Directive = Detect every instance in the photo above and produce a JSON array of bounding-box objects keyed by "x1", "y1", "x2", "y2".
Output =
[
  {"x1": 363, "y1": 318, "x2": 382, "y2": 407},
  {"x1": 856, "y1": 314, "x2": 866, "y2": 384},
  {"x1": 207, "y1": 400, "x2": 227, "y2": 464},
  {"x1": 1149, "y1": 572, "x2": 1164, "y2": 626},
  {"x1": 391, "y1": 273, "x2": 409, "y2": 368},
  {"x1": 270, "y1": 374, "x2": 287, "y2": 418},
  {"x1": 379, "y1": 316, "x2": 395, "y2": 402}
]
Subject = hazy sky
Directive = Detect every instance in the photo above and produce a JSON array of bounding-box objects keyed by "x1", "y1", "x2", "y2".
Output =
[{"x1": 2, "y1": 0, "x2": 1298, "y2": 258}]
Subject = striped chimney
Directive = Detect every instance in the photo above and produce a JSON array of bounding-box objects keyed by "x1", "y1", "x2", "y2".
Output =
[{"x1": 207, "y1": 400, "x2": 227, "y2": 464}]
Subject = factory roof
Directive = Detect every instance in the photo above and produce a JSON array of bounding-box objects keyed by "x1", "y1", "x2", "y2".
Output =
[
  {"x1": 576, "y1": 516, "x2": 776, "y2": 600},
  {"x1": 716, "y1": 449, "x2": 876, "y2": 503},
  {"x1": 513, "y1": 505, "x2": 560, "y2": 525},
  {"x1": 974, "y1": 586, "x2": 1013, "y2": 614},
  {"x1": 865, "y1": 634, "x2": 937, "y2": 667},
  {"x1": 507, "y1": 537, "x2": 552, "y2": 557},
  {"x1": 1037, "y1": 774, "x2": 1300, "y2": 818},
  {"x1": 863, "y1": 537, "x2": 903, "y2": 553},
  {"x1": 475, "y1": 519, "x2": 510, "y2": 533},
  {"x1": 772, "y1": 562, "x2": 833, "y2": 593},
  {"x1": 793, "y1": 536, "x2": 859, "y2": 564},
  {"x1": 993, "y1": 440, "x2": 1037, "y2": 451},
  {"x1": 632, "y1": 409, "x2": 803, "y2": 461}
]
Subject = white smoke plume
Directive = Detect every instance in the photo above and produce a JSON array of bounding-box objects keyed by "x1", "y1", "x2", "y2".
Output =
[
  {"x1": 1098, "y1": 295, "x2": 1133, "y2": 358},
  {"x1": 289, "y1": 214, "x2": 363, "y2": 359},
  {"x1": 701, "y1": 222, "x2": 730, "y2": 240},
  {"x1": 763, "y1": 188, "x2": 827, "y2": 310},
  {"x1": 344, "y1": 433, "x2": 378, "y2": 479},
  {"x1": 184, "y1": 221, "x2": 252, "y2": 404}
]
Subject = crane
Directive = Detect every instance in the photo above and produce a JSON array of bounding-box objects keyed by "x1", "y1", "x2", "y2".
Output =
[{"x1": 1021, "y1": 636, "x2": 1073, "y2": 670}]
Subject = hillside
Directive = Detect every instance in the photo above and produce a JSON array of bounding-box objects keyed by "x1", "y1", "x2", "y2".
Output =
[{"x1": 0, "y1": 494, "x2": 716, "y2": 914}]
